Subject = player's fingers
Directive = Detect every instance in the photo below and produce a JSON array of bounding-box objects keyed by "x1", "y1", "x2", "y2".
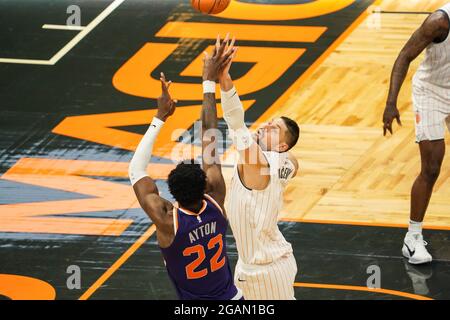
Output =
[
  {"x1": 383, "y1": 126, "x2": 386, "y2": 136},
  {"x1": 217, "y1": 33, "x2": 229, "y2": 56},
  {"x1": 160, "y1": 73, "x2": 167, "y2": 92},
  {"x1": 171, "y1": 99, "x2": 178, "y2": 111},
  {"x1": 221, "y1": 56, "x2": 233, "y2": 69},
  {"x1": 224, "y1": 36, "x2": 236, "y2": 56},
  {"x1": 215, "y1": 34, "x2": 220, "y2": 52},
  {"x1": 231, "y1": 46, "x2": 238, "y2": 59},
  {"x1": 223, "y1": 32, "x2": 230, "y2": 46},
  {"x1": 220, "y1": 50, "x2": 234, "y2": 66},
  {"x1": 396, "y1": 115, "x2": 402, "y2": 126},
  {"x1": 217, "y1": 36, "x2": 227, "y2": 57},
  {"x1": 166, "y1": 80, "x2": 172, "y2": 89},
  {"x1": 223, "y1": 48, "x2": 234, "y2": 60},
  {"x1": 228, "y1": 36, "x2": 236, "y2": 53}
]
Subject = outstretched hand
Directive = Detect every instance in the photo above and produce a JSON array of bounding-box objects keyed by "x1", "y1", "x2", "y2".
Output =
[
  {"x1": 156, "y1": 72, "x2": 177, "y2": 121},
  {"x1": 217, "y1": 34, "x2": 237, "y2": 81},
  {"x1": 203, "y1": 33, "x2": 237, "y2": 82}
]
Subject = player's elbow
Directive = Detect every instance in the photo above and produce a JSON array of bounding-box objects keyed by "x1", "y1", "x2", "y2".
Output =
[{"x1": 396, "y1": 51, "x2": 413, "y2": 66}]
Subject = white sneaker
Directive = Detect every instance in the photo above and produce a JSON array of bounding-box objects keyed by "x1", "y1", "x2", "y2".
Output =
[{"x1": 402, "y1": 233, "x2": 432, "y2": 265}]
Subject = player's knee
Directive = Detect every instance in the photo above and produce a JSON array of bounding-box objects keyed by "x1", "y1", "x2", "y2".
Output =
[{"x1": 422, "y1": 162, "x2": 442, "y2": 183}]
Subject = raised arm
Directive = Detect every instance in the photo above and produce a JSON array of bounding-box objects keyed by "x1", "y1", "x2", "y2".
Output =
[
  {"x1": 201, "y1": 35, "x2": 236, "y2": 209},
  {"x1": 128, "y1": 73, "x2": 177, "y2": 233},
  {"x1": 383, "y1": 11, "x2": 449, "y2": 135},
  {"x1": 218, "y1": 38, "x2": 271, "y2": 190}
]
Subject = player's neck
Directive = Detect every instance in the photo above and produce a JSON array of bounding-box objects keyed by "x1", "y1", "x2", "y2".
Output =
[{"x1": 182, "y1": 200, "x2": 204, "y2": 214}]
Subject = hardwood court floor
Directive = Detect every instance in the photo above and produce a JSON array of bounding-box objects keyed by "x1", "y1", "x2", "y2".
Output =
[{"x1": 257, "y1": 0, "x2": 450, "y2": 230}]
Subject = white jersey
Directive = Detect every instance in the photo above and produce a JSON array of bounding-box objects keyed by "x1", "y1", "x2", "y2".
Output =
[
  {"x1": 413, "y1": 3, "x2": 450, "y2": 92},
  {"x1": 412, "y1": 4, "x2": 450, "y2": 142},
  {"x1": 226, "y1": 151, "x2": 295, "y2": 266}
]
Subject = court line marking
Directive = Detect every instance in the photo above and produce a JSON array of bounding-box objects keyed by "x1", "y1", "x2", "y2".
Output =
[
  {"x1": 0, "y1": 0, "x2": 125, "y2": 65},
  {"x1": 294, "y1": 282, "x2": 433, "y2": 300},
  {"x1": 42, "y1": 24, "x2": 86, "y2": 31},
  {"x1": 379, "y1": 11, "x2": 432, "y2": 15},
  {"x1": 0, "y1": 58, "x2": 53, "y2": 65},
  {"x1": 78, "y1": 224, "x2": 156, "y2": 300},
  {"x1": 280, "y1": 216, "x2": 450, "y2": 231}
]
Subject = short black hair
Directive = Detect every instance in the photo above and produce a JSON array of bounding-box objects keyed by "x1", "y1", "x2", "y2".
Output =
[
  {"x1": 168, "y1": 160, "x2": 206, "y2": 208},
  {"x1": 281, "y1": 116, "x2": 300, "y2": 151}
]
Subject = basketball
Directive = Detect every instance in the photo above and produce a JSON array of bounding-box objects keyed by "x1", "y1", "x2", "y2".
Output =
[{"x1": 191, "y1": 0, "x2": 231, "y2": 15}]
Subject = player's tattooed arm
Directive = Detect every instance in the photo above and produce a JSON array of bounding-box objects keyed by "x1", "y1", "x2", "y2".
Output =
[
  {"x1": 384, "y1": 11, "x2": 449, "y2": 136},
  {"x1": 201, "y1": 35, "x2": 235, "y2": 211},
  {"x1": 129, "y1": 73, "x2": 176, "y2": 233}
]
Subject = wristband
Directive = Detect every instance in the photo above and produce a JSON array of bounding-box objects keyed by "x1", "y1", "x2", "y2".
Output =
[{"x1": 203, "y1": 80, "x2": 216, "y2": 94}]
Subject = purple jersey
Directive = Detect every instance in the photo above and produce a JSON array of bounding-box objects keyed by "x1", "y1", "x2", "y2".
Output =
[{"x1": 160, "y1": 194, "x2": 240, "y2": 300}]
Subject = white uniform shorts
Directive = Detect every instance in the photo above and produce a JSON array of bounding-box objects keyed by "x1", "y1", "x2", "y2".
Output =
[
  {"x1": 234, "y1": 253, "x2": 297, "y2": 300},
  {"x1": 413, "y1": 83, "x2": 450, "y2": 143}
]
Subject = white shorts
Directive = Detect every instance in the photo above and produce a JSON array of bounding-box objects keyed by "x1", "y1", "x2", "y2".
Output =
[
  {"x1": 234, "y1": 254, "x2": 298, "y2": 300},
  {"x1": 412, "y1": 83, "x2": 450, "y2": 143}
]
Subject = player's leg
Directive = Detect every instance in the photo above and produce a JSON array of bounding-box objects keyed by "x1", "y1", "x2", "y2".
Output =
[
  {"x1": 235, "y1": 261, "x2": 287, "y2": 300},
  {"x1": 404, "y1": 139, "x2": 445, "y2": 264},
  {"x1": 259, "y1": 254, "x2": 297, "y2": 300},
  {"x1": 411, "y1": 140, "x2": 445, "y2": 222},
  {"x1": 234, "y1": 261, "x2": 256, "y2": 299},
  {"x1": 276, "y1": 254, "x2": 297, "y2": 300}
]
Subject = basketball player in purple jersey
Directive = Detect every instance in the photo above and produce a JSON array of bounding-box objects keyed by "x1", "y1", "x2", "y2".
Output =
[
  {"x1": 383, "y1": 4, "x2": 450, "y2": 264},
  {"x1": 128, "y1": 40, "x2": 242, "y2": 299}
]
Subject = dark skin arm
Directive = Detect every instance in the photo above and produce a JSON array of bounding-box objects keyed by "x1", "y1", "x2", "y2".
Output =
[
  {"x1": 201, "y1": 34, "x2": 236, "y2": 213},
  {"x1": 383, "y1": 11, "x2": 449, "y2": 135},
  {"x1": 131, "y1": 72, "x2": 177, "y2": 248}
]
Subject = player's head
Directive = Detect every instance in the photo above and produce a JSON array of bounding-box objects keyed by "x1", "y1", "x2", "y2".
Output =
[
  {"x1": 254, "y1": 117, "x2": 300, "y2": 152},
  {"x1": 168, "y1": 160, "x2": 206, "y2": 208}
]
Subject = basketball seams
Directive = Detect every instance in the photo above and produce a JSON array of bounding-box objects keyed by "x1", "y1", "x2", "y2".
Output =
[
  {"x1": 208, "y1": 0, "x2": 218, "y2": 15},
  {"x1": 192, "y1": 0, "x2": 229, "y2": 15}
]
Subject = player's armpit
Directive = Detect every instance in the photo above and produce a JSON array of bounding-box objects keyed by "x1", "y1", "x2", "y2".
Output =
[{"x1": 238, "y1": 144, "x2": 271, "y2": 190}]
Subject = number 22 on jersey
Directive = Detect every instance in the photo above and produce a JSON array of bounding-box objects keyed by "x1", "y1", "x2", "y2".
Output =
[{"x1": 182, "y1": 234, "x2": 226, "y2": 279}]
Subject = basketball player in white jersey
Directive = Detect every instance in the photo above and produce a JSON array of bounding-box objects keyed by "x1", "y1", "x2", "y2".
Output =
[
  {"x1": 212, "y1": 35, "x2": 300, "y2": 299},
  {"x1": 383, "y1": 4, "x2": 450, "y2": 264}
]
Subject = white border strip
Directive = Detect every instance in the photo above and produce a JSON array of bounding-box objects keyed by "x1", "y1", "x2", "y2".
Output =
[{"x1": 42, "y1": 24, "x2": 86, "y2": 31}]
